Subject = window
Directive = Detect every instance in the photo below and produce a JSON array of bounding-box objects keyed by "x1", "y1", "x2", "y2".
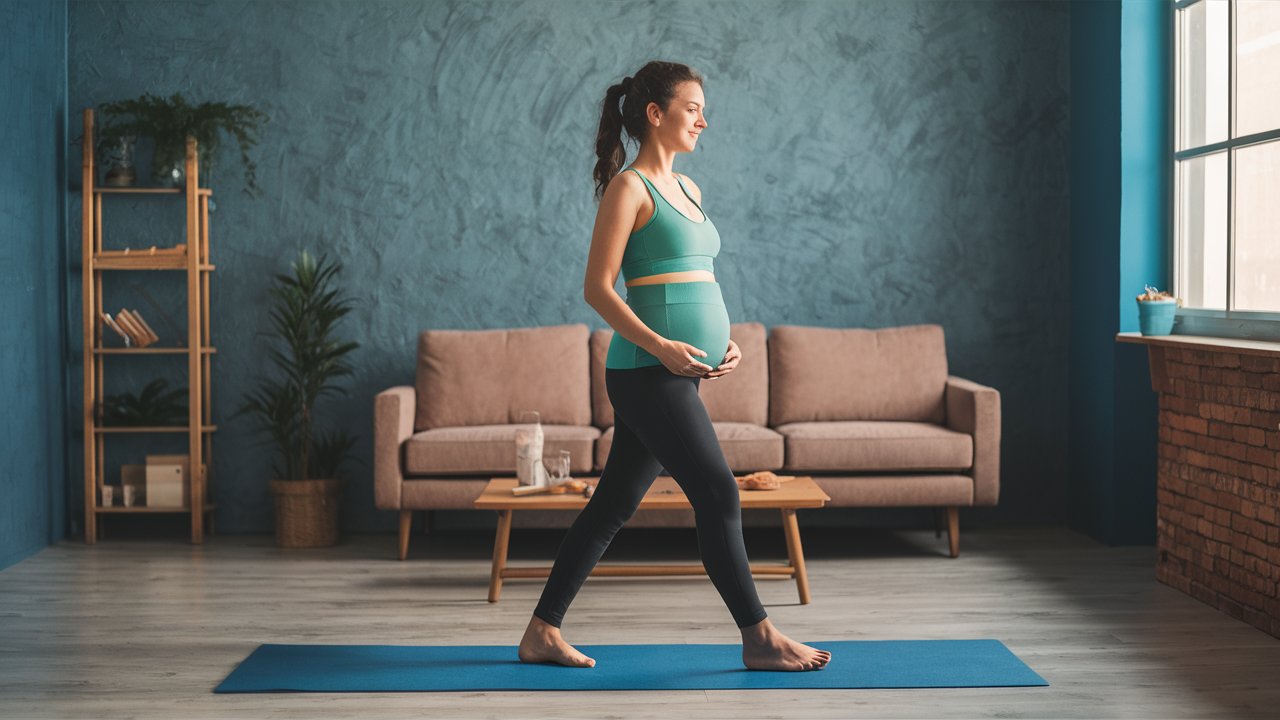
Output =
[{"x1": 1175, "y1": 0, "x2": 1280, "y2": 331}]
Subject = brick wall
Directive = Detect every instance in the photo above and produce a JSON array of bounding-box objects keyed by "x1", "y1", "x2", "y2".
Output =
[{"x1": 1152, "y1": 345, "x2": 1280, "y2": 638}]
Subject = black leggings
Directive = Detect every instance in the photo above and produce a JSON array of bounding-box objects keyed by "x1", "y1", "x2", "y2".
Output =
[{"x1": 532, "y1": 365, "x2": 769, "y2": 629}]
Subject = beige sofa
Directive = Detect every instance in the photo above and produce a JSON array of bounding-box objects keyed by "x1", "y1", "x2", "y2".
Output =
[{"x1": 374, "y1": 322, "x2": 1000, "y2": 560}]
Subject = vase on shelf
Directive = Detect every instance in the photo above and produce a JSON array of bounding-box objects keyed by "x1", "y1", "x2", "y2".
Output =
[
  {"x1": 101, "y1": 135, "x2": 137, "y2": 187},
  {"x1": 151, "y1": 143, "x2": 214, "y2": 188},
  {"x1": 152, "y1": 142, "x2": 185, "y2": 188}
]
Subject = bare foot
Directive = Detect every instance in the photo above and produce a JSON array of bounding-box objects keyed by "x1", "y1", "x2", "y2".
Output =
[
  {"x1": 518, "y1": 614, "x2": 596, "y2": 668},
  {"x1": 740, "y1": 618, "x2": 831, "y2": 671}
]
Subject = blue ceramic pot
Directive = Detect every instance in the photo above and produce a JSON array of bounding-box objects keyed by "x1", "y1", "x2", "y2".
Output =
[{"x1": 1137, "y1": 299, "x2": 1177, "y2": 336}]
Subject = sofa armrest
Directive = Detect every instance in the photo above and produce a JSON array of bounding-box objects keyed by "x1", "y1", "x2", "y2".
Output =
[
  {"x1": 374, "y1": 385, "x2": 417, "y2": 510},
  {"x1": 945, "y1": 375, "x2": 1001, "y2": 506}
]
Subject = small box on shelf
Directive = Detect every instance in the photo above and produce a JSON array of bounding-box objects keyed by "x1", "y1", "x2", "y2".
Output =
[{"x1": 144, "y1": 454, "x2": 203, "y2": 508}]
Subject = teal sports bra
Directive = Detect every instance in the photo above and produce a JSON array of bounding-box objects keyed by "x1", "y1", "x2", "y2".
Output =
[{"x1": 619, "y1": 167, "x2": 721, "y2": 283}]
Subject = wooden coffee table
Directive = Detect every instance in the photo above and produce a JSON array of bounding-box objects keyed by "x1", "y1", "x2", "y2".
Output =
[{"x1": 473, "y1": 475, "x2": 830, "y2": 604}]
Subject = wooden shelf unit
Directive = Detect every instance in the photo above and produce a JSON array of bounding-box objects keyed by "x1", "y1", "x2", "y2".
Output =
[{"x1": 81, "y1": 107, "x2": 216, "y2": 544}]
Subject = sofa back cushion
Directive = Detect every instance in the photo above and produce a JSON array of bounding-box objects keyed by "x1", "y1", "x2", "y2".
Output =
[
  {"x1": 415, "y1": 324, "x2": 591, "y2": 431},
  {"x1": 590, "y1": 322, "x2": 768, "y2": 427},
  {"x1": 698, "y1": 321, "x2": 768, "y2": 424},
  {"x1": 768, "y1": 324, "x2": 947, "y2": 426},
  {"x1": 589, "y1": 329, "x2": 613, "y2": 429}
]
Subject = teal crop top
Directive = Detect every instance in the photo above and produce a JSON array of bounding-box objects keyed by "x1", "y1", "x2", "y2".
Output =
[{"x1": 619, "y1": 167, "x2": 720, "y2": 283}]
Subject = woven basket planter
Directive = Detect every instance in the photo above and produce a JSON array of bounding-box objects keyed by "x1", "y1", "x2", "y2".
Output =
[{"x1": 271, "y1": 478, "x2": 342, "y2": 547}]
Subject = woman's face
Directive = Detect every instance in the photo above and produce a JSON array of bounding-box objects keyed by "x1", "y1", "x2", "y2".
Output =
[{"x1": 650, "y1": 80, "x2": 707, "y2": 152}]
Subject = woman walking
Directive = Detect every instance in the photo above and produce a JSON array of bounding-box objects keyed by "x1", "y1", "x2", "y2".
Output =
[{"x1": 518, "y1": 61, "x2": 831, "y2": 672}]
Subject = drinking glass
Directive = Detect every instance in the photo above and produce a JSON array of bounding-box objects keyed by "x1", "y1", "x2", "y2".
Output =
[{"x1": 546, "y1": 450, "x2": 571, "y2": 485}]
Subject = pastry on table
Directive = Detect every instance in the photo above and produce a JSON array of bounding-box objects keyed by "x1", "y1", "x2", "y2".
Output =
[{"x1": 736, "y1": 470, "x2": 780, "y2": 491}]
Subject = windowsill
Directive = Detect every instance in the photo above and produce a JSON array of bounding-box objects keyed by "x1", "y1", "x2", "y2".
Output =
[
  {"x1": 1115, "y1": 332, "x2": 1280, "y2": 359},
  {"x1": 1116, "y1": 332, "x2": 1280, "y2": 394}
]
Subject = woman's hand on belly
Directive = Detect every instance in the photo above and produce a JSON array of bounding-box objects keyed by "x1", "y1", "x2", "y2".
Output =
[
  {"x1": 654, "y1": 337, "x2": 716, "y2": 377},
  {"x1": 701, "y1": 338, "x2": 740, "y2": 380}
]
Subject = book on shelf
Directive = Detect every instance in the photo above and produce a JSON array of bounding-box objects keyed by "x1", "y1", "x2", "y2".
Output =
[
  {"x1": 110, "y1": 309, "x2": 148, "y2": 347},
  {"x1": 100, "y1": 312, "x2": 133, "y2": 346},
  {"x1": 121, "y1": 309, "x2": 159, "y2": 345},
  {"x1": 107, "y1": 308, "x2": 152, "y2": 347}
]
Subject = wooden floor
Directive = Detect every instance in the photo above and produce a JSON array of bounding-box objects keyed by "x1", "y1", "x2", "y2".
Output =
[{"x1": 2, "y1": 524, "x2": 1278, "y2": 719}]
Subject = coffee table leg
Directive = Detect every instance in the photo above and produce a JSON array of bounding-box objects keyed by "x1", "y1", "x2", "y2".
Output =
[
  {"x1": 781, "y1": 508, "x2": 811, "y2": 604},
  {"x1": 488, "y1": 509, "x2": 512, "y2": 603}
]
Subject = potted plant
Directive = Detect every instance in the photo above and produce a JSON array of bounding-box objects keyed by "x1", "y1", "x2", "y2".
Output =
[
  {"x1": 1136, "y1": 285, "x2": 1181, "y2": 336},
  {"x1": 233, "y1": 249, "x2": 361, "y2": 547},
  {"x1": 81, "y1": 92, "x2": 268, "y2": 196},
  {"x1": 96, "y1": 378, "x2": 188, "y2": 426}
]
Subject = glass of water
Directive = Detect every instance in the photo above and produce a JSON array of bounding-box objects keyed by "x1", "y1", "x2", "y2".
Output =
[{"x1": 546, "y1": 450, "x2": 571, "y2": 485}]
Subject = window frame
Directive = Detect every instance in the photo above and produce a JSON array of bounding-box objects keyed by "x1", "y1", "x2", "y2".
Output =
[{"x1": 1171, "y1": 0, "x2": 1280, "y2": 340}]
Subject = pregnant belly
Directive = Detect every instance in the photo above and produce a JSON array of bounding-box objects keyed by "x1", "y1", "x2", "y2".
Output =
[
  {"x1": 636, "y1": 301, "x2": 731, "y2": 368},
  {"x1": 606, "y1": 281, "x2": 731, "y2": 371}
]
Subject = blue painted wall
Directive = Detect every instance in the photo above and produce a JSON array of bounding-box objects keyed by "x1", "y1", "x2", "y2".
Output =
[
  {"x1": 1069, "y1": 0, "x2": 1121, "y2": 541},
  {"x1": 63, "y1": 0, "x2": 1071, "y2": 534},
  {"x1": 1069, "y1": 0, "x2": 1170, "y2": 545},
  {"x1": 1, "y1": 0, "x2": 69, "y2": 570}
]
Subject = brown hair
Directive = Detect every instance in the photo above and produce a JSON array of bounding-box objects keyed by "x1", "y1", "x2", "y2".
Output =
[{"x1": 592, "y1": 61, "x2": 704, "y2": 201}]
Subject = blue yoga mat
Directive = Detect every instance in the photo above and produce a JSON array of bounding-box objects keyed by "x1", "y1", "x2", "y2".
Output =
[{"x1": 215, "y1": 639, "x2": 1048, "y2": 692}]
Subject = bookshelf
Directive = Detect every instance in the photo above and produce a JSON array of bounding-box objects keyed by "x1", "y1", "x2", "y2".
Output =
[{"x1": 80, "y1": 107, "x2": 216, "y2": 544}]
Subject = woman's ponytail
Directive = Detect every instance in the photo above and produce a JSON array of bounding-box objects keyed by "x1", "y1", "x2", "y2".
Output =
[{"x1": 592, "y1": 80, "x2": 630, "y2": 202}]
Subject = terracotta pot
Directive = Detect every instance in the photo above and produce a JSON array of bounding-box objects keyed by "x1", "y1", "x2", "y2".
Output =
[{"x1": 270, "y1": 478, "x2": 342, "y2": 547}]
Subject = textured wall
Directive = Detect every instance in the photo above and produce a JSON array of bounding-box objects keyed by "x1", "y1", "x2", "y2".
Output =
[
  {"x1": 66, "y1": 0, "x2": 1070, "y2": 533},
  {"x1": 2, "y1": 0, "x2": 67, "y2": 569}
]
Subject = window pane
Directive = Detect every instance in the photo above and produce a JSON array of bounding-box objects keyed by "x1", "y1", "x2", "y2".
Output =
[
  {"x1": 1237, "y1": 0, "x2": 1280, "y2": 137},
  {"x1": 1178, "y1": 0, "x2": 1229, "y2": 150},
  {"x1": 1233, "y1": 140, "x2": 1280, "y2": 312},
  {"x1": 1177, "y1": 152, "x2": 1228, "y2": 310}
]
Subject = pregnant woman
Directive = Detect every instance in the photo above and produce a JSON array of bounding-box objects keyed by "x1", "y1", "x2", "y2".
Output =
[{"x1": 518, "y1": 61, "x2": 831, "y2": 672}]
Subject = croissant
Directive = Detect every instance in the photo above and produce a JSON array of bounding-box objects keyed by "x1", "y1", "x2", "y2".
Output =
[{"x1": 737, "y1": 470, "x2": 780, "y2": 490}]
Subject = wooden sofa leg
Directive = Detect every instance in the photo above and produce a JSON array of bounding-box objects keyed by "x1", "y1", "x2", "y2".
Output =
[
  {"x1": 398, "y1": 510, "x2": 412, "y2": 560},
  {"x1": 946, "y1": 507, "x2": 959, "y2": 558}
]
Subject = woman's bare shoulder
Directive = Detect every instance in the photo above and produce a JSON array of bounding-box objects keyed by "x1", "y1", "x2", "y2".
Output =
[{"x1": 603, "y1": 167, "x2": 646, "y2": 197}]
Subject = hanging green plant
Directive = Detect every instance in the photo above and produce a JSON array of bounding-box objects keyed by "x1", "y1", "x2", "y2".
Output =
[
  {"x1": 76, "y1": 92, "x2": 268, "y2": 196},
  {"x1": 96, "y1": 378, "x2": 189, "y2": 426}
]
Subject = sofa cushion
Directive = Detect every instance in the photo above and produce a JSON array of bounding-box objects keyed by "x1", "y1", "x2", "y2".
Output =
[
  {"x1": 415, "y1": 324, "x2": 591, "y2": 431},
  {"x1": 405, "y1": 423, "x2": 600, "y2": 475},
  {"x1": 768, "y1": 324, "x2": 947, "y2": 426},
  {"x1": 594, "y1": 422, "x2": 784, "y2": 473},
  {"x1": 775, "y1": 421, "x2": 972, "y2": 472},
  {"x1": 590, "y1": 322, "x2": 768, "y2": 427},
  {"x1": 589, "y1": 329, "x2": 613, "y2": 429},
  {"x1": 697, "y1": 321, "x2": 768, "y2": 425}
]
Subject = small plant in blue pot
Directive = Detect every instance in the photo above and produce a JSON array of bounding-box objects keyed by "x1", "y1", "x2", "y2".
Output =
[{"x1": 1136, "y1": 285, "x2": 1180, "y2": 336}]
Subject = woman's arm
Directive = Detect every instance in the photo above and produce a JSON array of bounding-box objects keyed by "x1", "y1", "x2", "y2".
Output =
[{"x1": 583, "y1": 172, "x2": 667, "y2": 356}]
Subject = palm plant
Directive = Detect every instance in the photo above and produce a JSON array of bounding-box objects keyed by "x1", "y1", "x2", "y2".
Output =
[{"x1": 233, "y1": 250, "x2": 360, "y2": 482}]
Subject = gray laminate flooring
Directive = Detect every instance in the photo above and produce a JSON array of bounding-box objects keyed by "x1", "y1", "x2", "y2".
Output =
[{"x1": 1, "y1": 524, "x2": 1277, "y2": 719}]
